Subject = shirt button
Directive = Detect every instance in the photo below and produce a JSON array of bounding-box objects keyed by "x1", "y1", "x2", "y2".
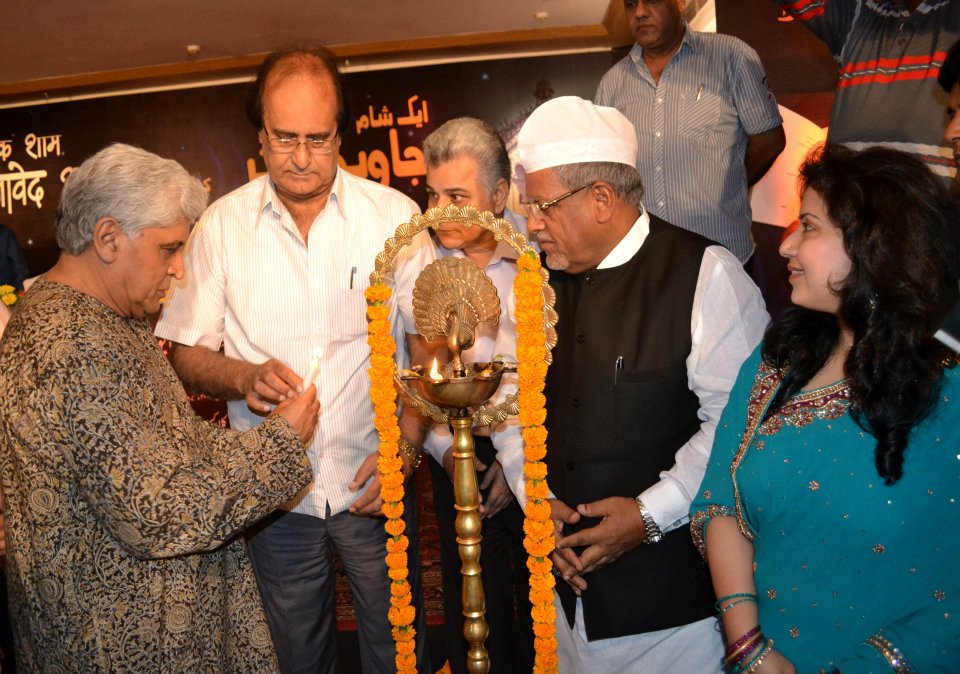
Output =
[
  {"x1": 576, "y1": 334, "x2": 586, "y2": 344},
  {"x1": 584, "y1": 275, "x2": 594, "y2": 285},
  {"x1": 571, "y1": 398, "x2": 580, "y2": 408},
  {"x1": 658, "y1": 201, "x2": 664, "y2": 207},
  {"x1": 566, "y1": 461, "x2": 576, "y2": 471},
  {"x1": 656, "y1": 166, "x2": 662, "y2": 172},
  {"x1": 655, "y1": 131, "x2": 661, "y2": 138},
  {"x1": 656, "y1": 97, "x2": 663, "y2": 104}
]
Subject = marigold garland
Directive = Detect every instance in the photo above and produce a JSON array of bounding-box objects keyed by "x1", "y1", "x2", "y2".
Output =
[
  {"x1": 365, "y1": 224, "x2": 555, "y2": 673},
  {"x1": 514, "y1": 251, "x2": 558, "y2": 674},
  {"x1": 365, "y1": 282, "x2": 418, "y2": 674}
]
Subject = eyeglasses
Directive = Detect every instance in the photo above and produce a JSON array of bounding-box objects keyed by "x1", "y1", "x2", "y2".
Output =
[
  {"x1": 265, "y1": 132, "x2": 340, "y2": 155},
  {"x1": 521, "y1": 184, "x2": 592, "y2": 220}
]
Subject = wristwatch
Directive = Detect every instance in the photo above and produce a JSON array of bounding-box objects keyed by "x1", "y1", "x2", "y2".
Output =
[{"x1": 635, "y1": 497, "x2": 663, "y2": 544}]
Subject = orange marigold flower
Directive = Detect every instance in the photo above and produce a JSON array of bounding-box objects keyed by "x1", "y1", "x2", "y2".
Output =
[
  {"x1": 526, "y1": 481, "x2": 550, "y2": 500},
  {"x1": 530, "y1": 585, "x2": 555, "y2": 606},
  {"x1": 378, "y1": 455, "x2": 403, "y2": 473},
  {"x1": 519, "y1": 407, "x2": 548, "y2": 427},
  {"x1": 380, "y1": 471, "x2": 404, "y2": 489},
  {"x1": 385, "y1": 519, "x2": 406, "y2": 537},
  {"x1": 533, "y1": 622, "x2": 557, "y2": 639},
  {"x1": 524, "y1": 538, "x2": 555, "y2": 558},
  {"x1": 386, "y1": 536, "x2": 408, "y2": 553},
  {"x1": 389, "y1": 604, "x2": 416, "y2": 626},
  {"x1": 523, "y1": 462, "x2": 548, "y2": 481},
  {"x1": 382, "y1": 502, "x2": 404, "y2": 519},
  {"x1": 381, "y1": 485, "x2": 404, "y2": 503},
  {"x1": 388, "y1": 566, "x2": 410, "y2": 581},
  {"x1": 386, "y1": 551, "x2": 408, "y2": 568},
  {"x1": 523, "y1": 520, "x2": 553, "y2": 541},
  {"x1": 524, "y1": 500, "x2": 551, "y2": 521},
  {"x1": 522, "y1": 425, "x2": 548, "y2": 446},
  {"x1": 527, "y1": 557, "x2": 553, "y2": 576},
  {"x1": 396, "y1": 652, "x2": 417, "y2": 670},
  {"x1": 531, "y1": 604, "x2": 556, "y2": 623},
  {"x1": 365, "y1": 283, "x2": 393, "y2": 303}
]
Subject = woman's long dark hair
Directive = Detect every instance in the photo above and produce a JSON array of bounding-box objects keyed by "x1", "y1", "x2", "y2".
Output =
[{"x1": 762, "y1": 144, "x2": 960, "y2": 483}]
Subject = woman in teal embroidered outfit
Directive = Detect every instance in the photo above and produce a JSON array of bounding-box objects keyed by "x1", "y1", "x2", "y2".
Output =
[{"x1": 690, "y1": 145, "x2": 960, "y2": 674}]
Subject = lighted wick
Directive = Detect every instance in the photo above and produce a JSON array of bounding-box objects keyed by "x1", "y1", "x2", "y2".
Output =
[
  {"x1": 303, "y1": 348, "x2": 322, "y2": 391},
  {"x1": 428, "y1": 357, "x2": 444, "y2": 383}
]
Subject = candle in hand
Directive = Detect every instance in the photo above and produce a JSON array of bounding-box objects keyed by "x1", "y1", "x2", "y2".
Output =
[{"x1": 303, "y1": 348, "x2": 322, "y2": 391}]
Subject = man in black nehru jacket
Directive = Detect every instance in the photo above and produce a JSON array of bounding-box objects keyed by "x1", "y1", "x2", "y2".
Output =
[{"x1": 497, "y1": 96, "x2": 769, "y2": 673}]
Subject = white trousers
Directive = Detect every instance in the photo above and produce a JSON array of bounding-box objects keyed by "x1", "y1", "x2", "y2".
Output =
[{"x1": 554, "y1": 593, "x2": 724, "y2": 674}]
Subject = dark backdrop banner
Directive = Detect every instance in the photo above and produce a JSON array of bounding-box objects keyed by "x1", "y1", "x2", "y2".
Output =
[{"x1": 0, "y1": 52, "x2": 611, "y2": 276}]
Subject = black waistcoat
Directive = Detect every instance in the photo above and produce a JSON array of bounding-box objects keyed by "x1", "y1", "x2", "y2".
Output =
[{"x1": 545, "y1": 216, "x2": 716, "y2": 640}]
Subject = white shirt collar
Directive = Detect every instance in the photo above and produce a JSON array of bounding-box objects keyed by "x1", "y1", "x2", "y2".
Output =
[{"x1": 596, "y1": 205, "x2": 650, "y2": 269}]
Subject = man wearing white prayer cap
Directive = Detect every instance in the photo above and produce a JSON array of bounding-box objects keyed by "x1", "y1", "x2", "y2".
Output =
[{"x1": 495, "y1": 96, "x2": 769, "y2": 672}]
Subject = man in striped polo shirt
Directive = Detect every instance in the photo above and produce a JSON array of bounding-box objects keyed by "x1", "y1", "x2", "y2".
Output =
[
  {"x1": 596, "y1": 0, "x2": 786, "y2": 265},
  {"x1": 777, "y1": 0, "x2": 960, "y2": 181}
]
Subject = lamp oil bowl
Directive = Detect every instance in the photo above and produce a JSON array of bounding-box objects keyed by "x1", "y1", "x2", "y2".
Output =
[{"x1": 401, "y1": 361, "x2": 514, "y2": 411}]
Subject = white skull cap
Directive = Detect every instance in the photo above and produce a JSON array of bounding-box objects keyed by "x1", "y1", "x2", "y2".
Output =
[{"x1": 517, "y1": 96, "x2": 638, "y2": 173}]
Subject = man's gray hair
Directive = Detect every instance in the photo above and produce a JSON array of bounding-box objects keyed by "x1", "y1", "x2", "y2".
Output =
[
  {"x1": 553, "y1": 162, "x2": 645, "y2": 208},
  {"x1": 56, "y1": 143, "x2": 208, "y2": 255},
  {"x1": 423, "y1": 117, "x2": 511, "y2": 194}
]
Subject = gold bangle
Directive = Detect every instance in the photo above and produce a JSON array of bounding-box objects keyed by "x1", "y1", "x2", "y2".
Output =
[
  {"x1": 398, "y1": 440, "x2": 422, "y2": 469},
  {"x1": 865, "y1": 635, "x2": 914, "y2": 674}
]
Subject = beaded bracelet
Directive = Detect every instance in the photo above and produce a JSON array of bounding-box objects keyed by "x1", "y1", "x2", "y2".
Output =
[
  {"x1": 732, "y1": 638, "x2": 774, "y2": 674},
  {"x1": 714, "y1": 592, "x2": 757, "y2": 612},
  {"x1": 865, "y1": 635, "x2": 914, "y2": 674},
  {"x1": 718, "y1": 596, "x2": 757, "y2": 617}
]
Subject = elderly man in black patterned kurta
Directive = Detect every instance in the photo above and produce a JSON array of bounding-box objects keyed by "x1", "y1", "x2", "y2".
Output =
[{"x1": 0, "y1": 143, "x2": 320, "y2": 673}]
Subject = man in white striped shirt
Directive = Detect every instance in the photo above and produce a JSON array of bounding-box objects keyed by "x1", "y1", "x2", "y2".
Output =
[
  {"x1": 596, "y1": 0, "x2": 785, "y2": 264},
  {"x1": 156, "y1": 47, "x2": 434, "y2": 674}
]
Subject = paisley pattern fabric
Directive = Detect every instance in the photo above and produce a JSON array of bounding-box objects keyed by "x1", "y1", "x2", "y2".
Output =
[{"x1": 0, "y1": 279, "x2": 312, "y2": 673}]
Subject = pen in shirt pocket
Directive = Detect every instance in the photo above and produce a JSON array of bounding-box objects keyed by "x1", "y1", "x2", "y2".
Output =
[
  {"x1": 349, "y1": 265, "x2": 358, "y2": 289},
  {"x1": 695, "y1": 83, "x2": 704, "y2": 102},
  {"x1": 614, "y1": 355, "x2": 624, "y2": 385}
]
